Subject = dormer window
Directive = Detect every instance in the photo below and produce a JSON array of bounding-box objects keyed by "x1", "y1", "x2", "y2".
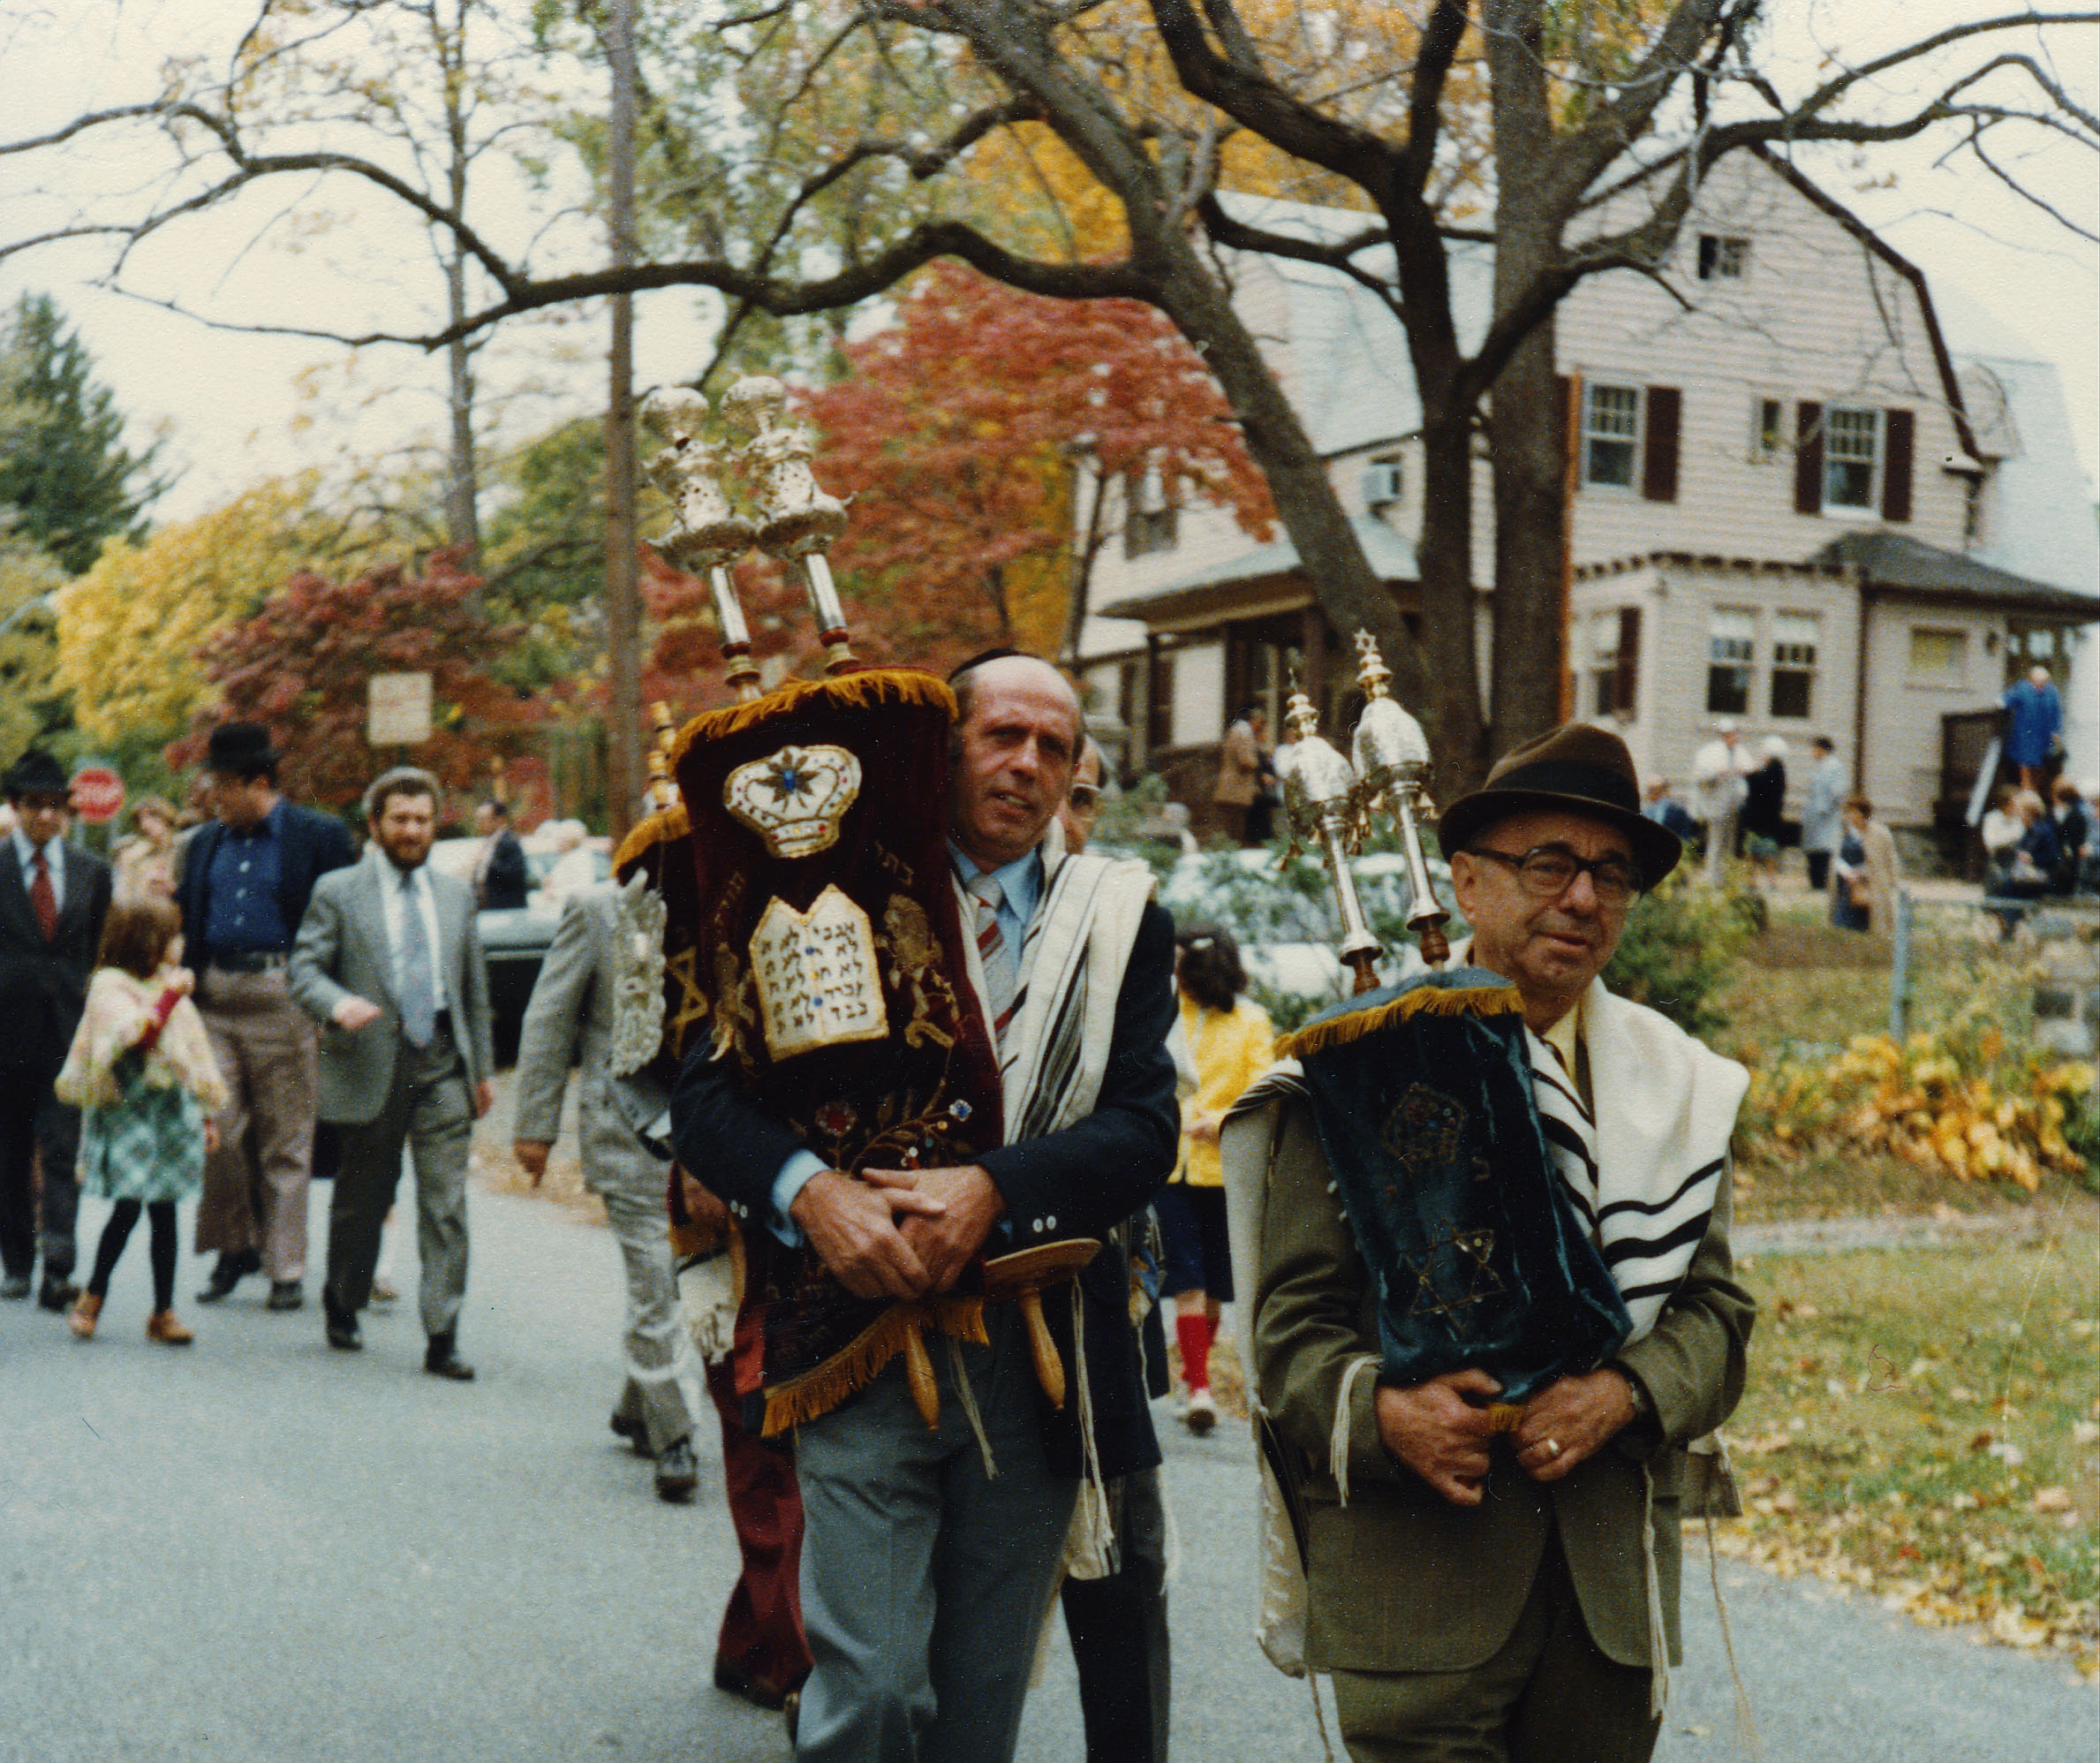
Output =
[{"x1": 1697, "y1": 235, "x2": 1750, "y2": 280}]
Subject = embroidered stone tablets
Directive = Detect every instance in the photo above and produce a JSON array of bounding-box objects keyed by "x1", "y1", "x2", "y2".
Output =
[{"x1": 750, "y1": 885, "x2": 891, "y2": 1060}]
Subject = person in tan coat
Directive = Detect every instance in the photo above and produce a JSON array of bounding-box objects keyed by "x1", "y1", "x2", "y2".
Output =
[{"x1": 1243, "y1": 723, "x2": 1755, "y2": 1763}]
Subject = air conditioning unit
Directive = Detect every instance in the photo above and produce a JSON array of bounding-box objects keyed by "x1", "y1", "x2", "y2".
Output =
[{"x1": 1361, "y1": 460, "x2": 1404, "y2": 509}]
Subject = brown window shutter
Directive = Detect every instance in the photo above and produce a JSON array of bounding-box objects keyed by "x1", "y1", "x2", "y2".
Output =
[
  {"x1": 1557, "y1": 375, "x2": 1575, "y2": 476},
  {"x1": 1641, "y1": 387, "x2": 1681, "y2": 503},
  {"x1": 1615, "y1": 606, "x2": 1642, "y2": 716},
  {"x1": 1882, "y1": 408, "x2": 1915, "y2": 522},
  {"x1": 1794, "y1": 401, "x2": 1824, "y2": 515}
]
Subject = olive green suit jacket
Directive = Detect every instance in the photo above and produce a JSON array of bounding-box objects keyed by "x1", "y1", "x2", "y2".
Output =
[{"x1": 1252, "y1": 1096, "x2": 1754, "y2": 1675}]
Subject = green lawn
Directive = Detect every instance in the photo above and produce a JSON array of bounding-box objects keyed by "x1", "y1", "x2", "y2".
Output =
[{"x1": 1717, "y1": 1230, "x2": 2100, "y2": 1676}]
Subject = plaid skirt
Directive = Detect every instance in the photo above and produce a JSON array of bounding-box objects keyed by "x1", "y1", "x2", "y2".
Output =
[{"x1": 77, "y1": 1077, "x2": 208, "y2": 1204}]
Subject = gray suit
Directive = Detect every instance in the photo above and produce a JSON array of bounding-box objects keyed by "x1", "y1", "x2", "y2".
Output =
[
  {"x1": 513, "y1": 889, "x2": 696, "y2": 1453},
  {"x1": 291, "y1": 852, "x2": 494, "y2": 1341}
]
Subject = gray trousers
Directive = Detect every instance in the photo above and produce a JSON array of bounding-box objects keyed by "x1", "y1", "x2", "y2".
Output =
[
  {"x1": 324, "y1": 1025, "x2": 472, "y2": 1339},
  {"x1": 592, "y1": 1160, "x2": 696, "y2": 1455},
  {"x1": 793, "y1": 1305, "x2": 1078, "y2": 1763},
  {"x1": 196, "y1": 967, "x2": 319, "y2": 1283},
  {"x1": 1061, "y1": 1466, "x2": 1170, "y2": 1763}
]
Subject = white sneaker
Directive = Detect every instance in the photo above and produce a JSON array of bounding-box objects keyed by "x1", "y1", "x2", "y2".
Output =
[{"x1": 1183, "y1": 1388, "x2": 1216, "y2": 1435}]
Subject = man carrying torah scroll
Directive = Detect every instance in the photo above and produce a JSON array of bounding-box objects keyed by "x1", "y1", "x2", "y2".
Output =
[
  {"x1": 671, "y1": 652, "x2": 1177, "y2": 1763},
  {"x1": 1232, "y1": 723, "x2": 1755, "y2": 1763}
]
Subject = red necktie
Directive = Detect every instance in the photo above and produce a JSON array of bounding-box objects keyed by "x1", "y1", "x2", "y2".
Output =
[{"x1": 29, "y1": 850, "x2": 58, "y2": 942}]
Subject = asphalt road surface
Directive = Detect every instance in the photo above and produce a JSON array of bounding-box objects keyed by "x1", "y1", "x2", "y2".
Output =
[{"x1": 4, "y1": 1182, "x2": 2089, "y2": 1762}]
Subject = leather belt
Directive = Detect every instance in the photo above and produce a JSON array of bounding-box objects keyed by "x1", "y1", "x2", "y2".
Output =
[{"x1": 209, "y1": 951, "x2": 290, "y2": 974}]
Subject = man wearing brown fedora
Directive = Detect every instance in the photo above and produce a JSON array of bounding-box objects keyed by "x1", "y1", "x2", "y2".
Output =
[
  {"x1": 175, "y1": 723, "x2": 354, "y2": 1310},
  {"x1": 1237, "y1": 723, "x2": 1756, "y2": 1762}
]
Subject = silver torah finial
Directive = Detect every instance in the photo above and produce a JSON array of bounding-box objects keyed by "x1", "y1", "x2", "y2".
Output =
[
  {"x1": 721, "y1": 375, "x2": 855, "y2": 677},
  {"x1": 1349, "y1": 630, "x2": 1450, "y2": 969},
  {"x1": 1280, "y1": 685, "x2": 1384, "y2": 997},
  {"x1": 642, "y1": 387, "x2": 762, "y2": 702}
]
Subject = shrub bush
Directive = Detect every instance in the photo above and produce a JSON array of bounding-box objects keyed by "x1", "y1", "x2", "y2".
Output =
[{"x1": 1602, "y1": 873, "x2": 1759, "y2": 1037}]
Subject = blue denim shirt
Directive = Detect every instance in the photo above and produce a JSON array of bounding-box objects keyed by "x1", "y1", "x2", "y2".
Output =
[{"x1": 201, "y1": 798, "x2": 292, "y2": 953}]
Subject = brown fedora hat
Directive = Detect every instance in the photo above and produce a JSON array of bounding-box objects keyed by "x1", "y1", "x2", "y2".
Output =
[{"x1": 1437, "y1": 723, "x2": 1681, "y2": 890}]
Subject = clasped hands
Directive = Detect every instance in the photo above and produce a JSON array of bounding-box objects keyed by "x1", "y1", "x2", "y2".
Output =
[
  {"x1": 1373, "y1": 1366, "x2": 1638, "y2": 1507},
  {"x1": 789, "y1": 1163, "x2": 1005, "y2": 1301}
]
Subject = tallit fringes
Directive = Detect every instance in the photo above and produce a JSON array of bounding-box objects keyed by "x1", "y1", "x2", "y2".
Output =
[
  {"x1": 670, "y1": 667, "x2": 956, "y2": 759},
  {"x1": 1275, "y1": 983, "x2": 1524, "y2": 1061}
]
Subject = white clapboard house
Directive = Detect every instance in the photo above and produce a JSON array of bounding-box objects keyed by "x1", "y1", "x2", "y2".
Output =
[{"x1": 1075, "y1": 148, "x2": 2100, "y2": 840}]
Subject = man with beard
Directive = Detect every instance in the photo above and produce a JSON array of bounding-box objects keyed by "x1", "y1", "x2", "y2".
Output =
[{"x1": 291, "y1": 767, "x2": 494, "y2": 1380}]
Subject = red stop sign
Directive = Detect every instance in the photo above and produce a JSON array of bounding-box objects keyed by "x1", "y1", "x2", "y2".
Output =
[{"x1": 71, "y1": 766, "x2": 125, "y2": 825}]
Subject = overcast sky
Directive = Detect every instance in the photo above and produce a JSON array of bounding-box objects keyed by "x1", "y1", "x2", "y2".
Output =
[{"x1": 1, "y1": 0, "x2": 2093, "y2": 532}]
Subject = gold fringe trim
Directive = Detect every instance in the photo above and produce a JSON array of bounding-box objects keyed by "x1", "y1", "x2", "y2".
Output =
[
  {"x1": 612, "y1": 802, "x2": 691, "y2": 874},
  {"x1": 759, "y1": 1290, "x2": 988, "y2": 1437},
  {"x1": 1276, "y1": 982, "x2": 1523, "y2": 1061},
  {"x1": 671, "y1": 668, "x2": 956, "y2": 765}
]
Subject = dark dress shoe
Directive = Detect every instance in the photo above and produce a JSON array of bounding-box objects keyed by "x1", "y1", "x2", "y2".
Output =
[
  {"x1": 0, "y1": 1274, "x2": 30, "y2": 1301},
  {"x1": 197, "y1": 1249, "x2": 261, "y2": 1304},
  {"x1": 265, "y1": 1282, "x2": 304, "y2": 1312},
  {"x1": 654, "y1": 1436, "x2": 699, "y2": 1503},
  {"x1": 714, "y1": 1657, "x2": 793, "y2": 1713},
  {"x1": 608, "y1": 1411, "x2": 651, "y2": 1456},
  {"x1": 324, "y1": 1300, "x2": 362, "y2": 1351},
  {"x1": 38, "y1": 1275, "x2": 80, "y2": 1313},
  {"x1": 424, "y1": 1335, "x2": 475, "y2": 1381}
]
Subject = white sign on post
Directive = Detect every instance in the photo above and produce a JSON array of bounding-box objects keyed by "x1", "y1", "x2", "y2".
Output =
[{"x1": 367, "y1": 672, "x2": 434, "y2": 746}]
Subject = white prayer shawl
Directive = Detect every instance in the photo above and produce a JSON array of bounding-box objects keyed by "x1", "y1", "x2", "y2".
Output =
[
  {"x1": 952, "y1": 827, "x2": 1160, "y2": 1581},
  {"x1": 1525, "y1": 978, "x2": 1749, "y2": 1342}
]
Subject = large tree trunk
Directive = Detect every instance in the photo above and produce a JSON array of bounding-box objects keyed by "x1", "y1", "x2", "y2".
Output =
[
  {"x1": 1484, "y1": 0, "x2": 1567, "y2": 761},
  {"x1": 1149, "y1": 244, "x2": 1418, "y2": 731}
]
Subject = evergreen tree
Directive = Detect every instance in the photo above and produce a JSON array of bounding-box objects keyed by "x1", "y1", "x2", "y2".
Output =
[{"x1": 0, "y1": 293, "x2": 166, "y2": 575}]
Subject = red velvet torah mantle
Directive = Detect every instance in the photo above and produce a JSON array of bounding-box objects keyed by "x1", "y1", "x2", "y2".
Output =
[{"x1": 663, "y1": 668, "x2": 1005, "y2": 1434}]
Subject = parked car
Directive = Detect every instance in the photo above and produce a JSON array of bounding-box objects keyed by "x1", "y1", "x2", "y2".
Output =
[{"x1": 427, "y1": 834, "x2": 614, "y2": 1063}]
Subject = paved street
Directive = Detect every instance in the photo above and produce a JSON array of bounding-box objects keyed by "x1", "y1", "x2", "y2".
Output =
[{"x1": 4, "y1": 1177, "x2": 2090, "y2": 1762}]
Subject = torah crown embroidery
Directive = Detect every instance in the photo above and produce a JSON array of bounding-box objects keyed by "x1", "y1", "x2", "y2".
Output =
[{"x1": 724, "y1": 743, "x2": 862, "y2": 859}]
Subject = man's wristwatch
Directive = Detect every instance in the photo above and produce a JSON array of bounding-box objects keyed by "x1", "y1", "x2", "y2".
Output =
[{"x1": 1613, "y1": 1364, "x2": 1654, "y2": 1424}]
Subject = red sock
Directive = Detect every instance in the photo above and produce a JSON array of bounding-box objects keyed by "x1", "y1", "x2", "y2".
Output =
[{"x1": 1175, "y1": 1310, "x2": 1212, "y2": 1393}]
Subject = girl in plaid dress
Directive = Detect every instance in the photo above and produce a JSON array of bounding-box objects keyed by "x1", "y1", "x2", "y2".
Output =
[{"x1": 57, "y1": 899, "x2": 228, "y2": 1344}]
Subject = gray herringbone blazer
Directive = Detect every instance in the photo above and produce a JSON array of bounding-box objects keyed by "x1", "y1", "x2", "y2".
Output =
[
  {"x1": 291, "y1": 853, "x2": 495, "y2": 1125},
  {"x1": 510, "y1": 888, "x2": 659, "y2": 1198}
]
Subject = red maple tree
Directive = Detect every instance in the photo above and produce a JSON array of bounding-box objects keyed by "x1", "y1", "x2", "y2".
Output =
[
  {"x1": 170, "y1": 551, "x2": 539, "y2": 813},
  {"x1": 646, "y1": 261, "x2": 1275, "y2": 693}
]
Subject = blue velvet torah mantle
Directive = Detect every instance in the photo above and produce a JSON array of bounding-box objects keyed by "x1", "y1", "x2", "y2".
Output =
[{"x1": 1283, "y1": 968, "x2": 1631, "y2": 1404}]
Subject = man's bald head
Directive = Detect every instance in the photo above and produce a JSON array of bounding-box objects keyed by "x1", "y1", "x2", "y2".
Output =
[{"x1": 948, "y1": 654, "x2": 1083, "y2": 867}]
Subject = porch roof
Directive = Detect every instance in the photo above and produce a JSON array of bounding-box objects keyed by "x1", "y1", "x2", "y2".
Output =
[
  {"x1": 1813, "y1": 529, "x2": 2100, "y2": 618},
  {"x1": 1097, "y1": 516, "x2": 1420, "y2": 627}
]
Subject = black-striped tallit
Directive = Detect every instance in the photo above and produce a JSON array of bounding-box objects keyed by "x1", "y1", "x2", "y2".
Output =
[{"x1": 1522, "y1": 982, "x2": 1748, "y2": 1340}]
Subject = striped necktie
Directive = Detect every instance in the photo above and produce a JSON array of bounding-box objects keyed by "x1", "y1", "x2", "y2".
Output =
[{"x1": 967, "y1": 871, "x2": 1023, "y2": 1042}]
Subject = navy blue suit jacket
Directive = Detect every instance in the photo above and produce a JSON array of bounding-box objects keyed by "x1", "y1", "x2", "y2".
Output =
[
  {"x1": 673, "y1": 897, "x2": 1180, "y2": 1479},
  {"x1": 175, "y1": 802, "x2": 356, "y2": 967},
  {"x1": 0, "y1": 842, "x2": 111, "y2": 1076}
]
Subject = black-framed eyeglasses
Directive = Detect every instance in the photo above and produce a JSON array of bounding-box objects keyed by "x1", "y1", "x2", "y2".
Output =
[
  {"x1": 1068, "y1": 784, "x2": 1102, "y2": 811},
  {"x1": 1466, "y1": 844, "x2": 1641, "y2": 906}
]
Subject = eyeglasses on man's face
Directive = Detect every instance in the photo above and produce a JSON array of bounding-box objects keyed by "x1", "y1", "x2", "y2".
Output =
[
  {"x1": 1067, "y1": 783, "x2": 1102, "y2": 813},
  {"x1": 1465, "y1": 844, "x2": 1641, "y2": 907}
]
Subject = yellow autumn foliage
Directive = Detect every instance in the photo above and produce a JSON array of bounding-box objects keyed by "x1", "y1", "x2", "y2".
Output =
[
  {"x1": 1743, "y1": 1022, "x2": 2094, "y2": 1194},
  {"x1": 56, "y1": 476, "x2": 337, "y2": 745}
]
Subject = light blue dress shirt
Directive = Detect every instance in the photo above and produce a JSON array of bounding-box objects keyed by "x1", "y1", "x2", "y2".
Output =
[
  {"x1": 762, "y1": 843, "x2": 1044, "y2": 1245},
  {"x1": 11, "y1": 828, "x2": 65, "y2": 912}
]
